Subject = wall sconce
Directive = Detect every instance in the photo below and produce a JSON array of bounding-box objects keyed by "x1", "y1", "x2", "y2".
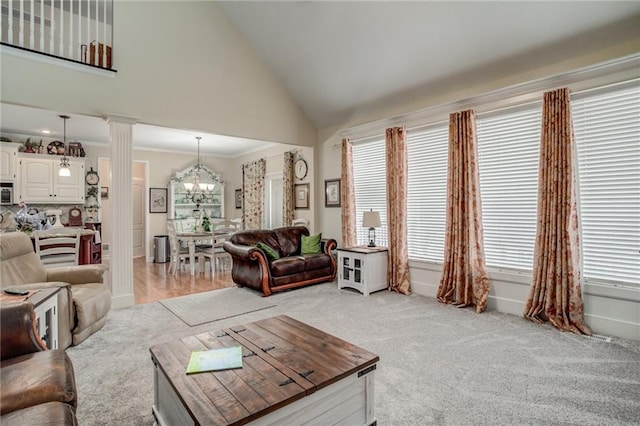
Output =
[{"x1": 362, "y1": 210, "x2": 381, "y2": 247}]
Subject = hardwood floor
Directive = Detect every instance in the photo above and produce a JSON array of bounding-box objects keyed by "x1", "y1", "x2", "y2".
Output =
[{"x1": 133, "y1": 257, "x2": 235, "y2": 304}]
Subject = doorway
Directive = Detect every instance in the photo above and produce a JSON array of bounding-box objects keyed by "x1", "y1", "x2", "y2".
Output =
[{"x1": 265, "y1": 173, "x2": 283, "y2": 229}]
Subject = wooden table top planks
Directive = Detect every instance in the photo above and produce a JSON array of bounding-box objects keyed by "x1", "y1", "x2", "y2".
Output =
[{"x1": 149, "y1": 315, "x2": 379, "y2": 425}]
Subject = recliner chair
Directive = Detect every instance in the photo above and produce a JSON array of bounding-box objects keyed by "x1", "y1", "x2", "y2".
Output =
[{"x1": 0, "y1": 231, "x2": 111, "y2": 347}]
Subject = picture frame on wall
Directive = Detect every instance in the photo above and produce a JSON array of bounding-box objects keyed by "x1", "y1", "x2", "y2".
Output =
[
  {"x1": 294, "y1": 183, "x2": 310, "y2": 209},
  {"x1": 100, "y1": 186, "x2": 109, "y2": 199},
  {"x1": 235, "y1": 189, "x2": 242, "y2": 209},
  {"x1": 324, "y1": 178, "x2": 341, "y2": 207},
  {"x1": 149, "y1": 188, "x2": 168, "y2": 213}
]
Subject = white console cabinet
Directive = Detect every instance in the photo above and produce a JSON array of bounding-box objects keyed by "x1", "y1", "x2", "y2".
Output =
[
  {"x1": 337, "y1": 246, "x2": 388, "y2": 296},
  {"x1": 0, "y1": 143, "x2": 18, "y2": 181},
  {"x1": 18, "y1": 154, "x2": 85, "y2": 204}
]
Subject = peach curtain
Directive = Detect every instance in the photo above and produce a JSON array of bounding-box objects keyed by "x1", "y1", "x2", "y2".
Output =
[
  {"x1": 437, "y1": 110, "x2": 490, "y2": 313},
  {"x1": 524, "y1": 88, "x2": 591, "y2": 335},
  {"x1": 283, "y1": 151, "x2": 294, "y2": 226},
  {"x1": 385, "y1": 127, "x2": 411, "y2": 295},
  {"x1": 341, "y1": 138, "x2": 357, "y2": 247},
  {"x1": 242, "y1": 158, "x2": 266, "y2": 230}
]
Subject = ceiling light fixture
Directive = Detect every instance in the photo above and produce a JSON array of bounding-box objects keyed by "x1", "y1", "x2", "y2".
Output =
[
  {"x1": 58, "y1": 115, "x2": 71, "y2": 177},
  {"x1": 182, "y1": 136, "x2": 216, "y2": 209}
]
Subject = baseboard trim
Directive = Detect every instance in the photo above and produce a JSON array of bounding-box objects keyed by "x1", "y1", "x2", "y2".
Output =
[
  {"x1": 111, "y1": 293, "x2": 135, "y2": 310},
  {"x1": 584, "y1": 313, "x2": 639, "y2": 341}
]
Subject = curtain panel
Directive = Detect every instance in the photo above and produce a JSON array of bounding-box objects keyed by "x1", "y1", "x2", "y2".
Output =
[
  {"x1": 242, "y1": 158, "x2": 266, "y2": 230},
  {"x1": 437, "y1": 110, "x2": 490, "y2": 313},
  {"x1": 524, "y1": 88, "x2": 591, "y2": 335},
  {"x1": 385, "y1": 127, "x2": 411, "y2": 295},
  {"x1": 341, "y1": 138, "x2": 357, "y2": 247},
  {"x1": 283, "y1": 151, "x2": 295, "y2": 227}
]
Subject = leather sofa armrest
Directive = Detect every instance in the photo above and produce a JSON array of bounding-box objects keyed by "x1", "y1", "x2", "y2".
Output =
[
  {"x1": 321, "y1": 238, "x2": 337, "y2": 255},
  {"x1": 46, "y1": 264, "x2": 107, "y2": 285},
  {"x1": 223, "y1": 241, "x2": 266, "y2": 261},
  {"x1": 0, "y1": 303, "x2": 46, "y2": 360}
]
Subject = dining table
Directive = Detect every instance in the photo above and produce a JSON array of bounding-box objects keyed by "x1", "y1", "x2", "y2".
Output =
[
  {"x1": 175, "y1": 231, "x2": 212, "y2": 276},
  {"x1": 175, "y1": 231, "x2": 232, "y2": 275}
]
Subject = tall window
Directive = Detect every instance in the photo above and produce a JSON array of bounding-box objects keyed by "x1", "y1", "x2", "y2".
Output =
[
  {"x1": 477, "y1": 105, "x2": 541, "y2": 271},
  {"x1": 352, "y1": 138, "x2": 387, "y2": 246},
  {"x1": 406, "y1": 123, "x2": 448, "y2": 261},
  {"x1": 573, "y1": 82, "x2": 640, "y2": 287}
]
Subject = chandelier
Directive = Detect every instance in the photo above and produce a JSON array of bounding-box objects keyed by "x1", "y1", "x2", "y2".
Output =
[
  {"x1": 58, "y1": 115, "x2": 71, "y2": 176},
  {"x1": 182, "y1": 137, "x2": 216, "y2": 208}
]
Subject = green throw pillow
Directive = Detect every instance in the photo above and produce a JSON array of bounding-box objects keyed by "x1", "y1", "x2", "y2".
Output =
[
  {"x1": 256, "y1": 242, "x2": 280, "y2": 260},
  {"x1": 301, "y1": 233, "x2": 322, "y2": 255}
]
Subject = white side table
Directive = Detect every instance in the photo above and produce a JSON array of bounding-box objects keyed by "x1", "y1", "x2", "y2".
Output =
[
  {"x1": 337, "y1": 246, "x2": 388, "y2": 296},
  {"x1": 30, "y1": 287, "x2": 60, "y2": 349}
]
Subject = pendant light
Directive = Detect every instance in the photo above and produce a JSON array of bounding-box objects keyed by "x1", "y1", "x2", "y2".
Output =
[
  {"x1": 182, "y1": 136, "x2": 215, "y2": 208},
  {"x1": 58, "y1": 115, "x2": 71, "y2": 177}
]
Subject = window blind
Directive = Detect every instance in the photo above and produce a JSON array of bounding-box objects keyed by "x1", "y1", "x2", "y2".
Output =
[
  {"x1": 476, "y1": 105, "x2": 541, "y2": 271},
  {"x1": 406, "y1": 124, "x2": 448, "y2": 261},
  {"x1": 352, "y1": 138, "x2": 388, "y2": 247},
  {"x1": 573, "y1": 83, "x2": 640, "y2": 287}
]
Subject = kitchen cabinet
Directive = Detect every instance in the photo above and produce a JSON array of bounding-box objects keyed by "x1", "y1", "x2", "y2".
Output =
[
  {"x1": 0, "y1": 143, "x2": 18, "y2": 182},
  {"x1": 18, "y1": 154, "x2": 85, "y2": 204}
]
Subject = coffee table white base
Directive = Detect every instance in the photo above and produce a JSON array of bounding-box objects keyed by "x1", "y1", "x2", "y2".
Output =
[{"x1": 152, "y1": 363, "x2": 377, "y2": 426}]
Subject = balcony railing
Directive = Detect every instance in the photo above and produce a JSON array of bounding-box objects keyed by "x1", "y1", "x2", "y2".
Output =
[{"x1": 1, "y1": 0, "x2": 113, "y2": 70}]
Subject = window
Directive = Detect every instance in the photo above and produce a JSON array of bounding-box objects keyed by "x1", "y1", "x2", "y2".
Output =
[
  {"x1": 573, "y1": 82, "x2": 640, "y2": 287},
  {"x1": 477, "y1": 105, "x2": 541, "y2": 271},
  {"x1": 352, "y1": 138, "x2": 388, "y2": 247},
  {"x1": 407, "y1": 124, "x2": 448, "y2": 262}
]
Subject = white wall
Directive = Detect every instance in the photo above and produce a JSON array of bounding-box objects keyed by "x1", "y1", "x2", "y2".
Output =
[
  {"x1": 317, "y1": 44, "x2": 640, "y2": 341},
  {"x1": 0, "y1": 1, "x2": 316, "y2": 147}
]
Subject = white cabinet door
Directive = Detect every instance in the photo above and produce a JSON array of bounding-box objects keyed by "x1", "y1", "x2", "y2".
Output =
[
  {"x1": 54, "y1": 159, "x2": 84, "y2": 203},
  {"x1": 19, "y1": 155, "x2": 85, "y2": 204},
  {"x1": 19, "y1": 157, "x2": 54, "y2": 202},
  {"x1": 0, "y1": 143, "x2": 18, "y2": 181}
]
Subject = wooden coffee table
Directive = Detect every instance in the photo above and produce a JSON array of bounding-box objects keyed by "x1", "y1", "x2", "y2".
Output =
[{"x1": 149, "y1": 315, "x2": 379, "y2": 425}]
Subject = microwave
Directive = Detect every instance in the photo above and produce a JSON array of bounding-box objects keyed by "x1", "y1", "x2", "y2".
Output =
[{"x1": 0, "y1": 182, "x2": 14, "y2": 205}]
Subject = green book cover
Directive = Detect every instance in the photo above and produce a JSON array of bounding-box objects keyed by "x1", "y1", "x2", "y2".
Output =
[{"x1": 186, "y1": 346, "x2": 243, "y2": 375}]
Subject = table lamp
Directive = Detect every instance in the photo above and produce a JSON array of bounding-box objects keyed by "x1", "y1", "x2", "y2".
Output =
[{"x1": 362, "y1": 210, "x2": 381, "y2": 247}]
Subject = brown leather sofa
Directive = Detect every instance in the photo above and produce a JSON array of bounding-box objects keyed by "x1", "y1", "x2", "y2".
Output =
[
  {"x1": 223, "y1": 226, "x2": 337, "y2": 296},
  {"x1": 0, "y1": 231, "x2": 111, "y2": 348},
  {"x1": 0, "y1": 303, "x2": 78, "y2": 425}
]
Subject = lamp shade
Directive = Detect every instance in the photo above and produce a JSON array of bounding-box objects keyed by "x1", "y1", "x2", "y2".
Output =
[{"x1": 362, "y1": 211, "x2": 381, "y2": 228}]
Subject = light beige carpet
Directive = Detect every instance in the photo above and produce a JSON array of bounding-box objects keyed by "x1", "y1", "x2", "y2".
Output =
[{"x1": 158, "y1": 287, "x2": 276, "y2": 326}]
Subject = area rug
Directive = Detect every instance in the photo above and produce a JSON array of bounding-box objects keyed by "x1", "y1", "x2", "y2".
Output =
[{"x1": 159, "y1": 287, "x2": 276, "y2": 326}]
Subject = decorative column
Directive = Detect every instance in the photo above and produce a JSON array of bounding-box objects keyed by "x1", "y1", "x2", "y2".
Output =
[{"x1": 105, "y1": 115, "x2": 138, "y2": 309}]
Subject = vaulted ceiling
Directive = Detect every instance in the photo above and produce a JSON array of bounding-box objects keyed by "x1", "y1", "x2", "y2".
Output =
[
  {"x1": 2, "y1": 1, "x2": 638, "y2": 155},
  {"x1": 218, "y1": 1, "x2": 640, "y2": 129}
]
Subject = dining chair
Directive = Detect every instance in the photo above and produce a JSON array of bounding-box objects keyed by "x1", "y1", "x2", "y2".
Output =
[
  {"x1": 230, "y1": 218, "x2": 244, "y2": 230},
  {"x1": 199, "y1": 222, "x2": 237, "y2": 275},
  {"x1": 166, "y1": 220, "x2": 191, "y2": 275},
  {"x1": 34, "y1": 227, "x2": 81, "y2": 268},
  {"x1": 292, "y1": 218, "x2": 309, "y2": 227}
]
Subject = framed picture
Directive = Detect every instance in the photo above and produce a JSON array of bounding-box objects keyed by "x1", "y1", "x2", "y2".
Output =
[
  {"x1": 100, "y1": 186, "x2": 109, "y2": 199},
  {"x1": 294, "y1": 183, "x2": 310, "y2": 210},
  {"x1": 149, "y1": 188, "x2": 168, "y2": 213},
  {"x1": 324, "y1": 178, "x2": 341, "y2": 207},
  {"x1": 235, "y1": 189, "x2": 242, "y2": 209}
]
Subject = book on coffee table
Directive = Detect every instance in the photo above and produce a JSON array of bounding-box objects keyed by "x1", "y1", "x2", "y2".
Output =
[{"x1": 186, "y1": 346, "x2": 243, "y2": 374}]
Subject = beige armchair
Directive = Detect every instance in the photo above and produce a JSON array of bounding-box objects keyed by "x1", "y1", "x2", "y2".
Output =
[{"x1": 0, "y1": 231, "x2": 111, "y2": 348}]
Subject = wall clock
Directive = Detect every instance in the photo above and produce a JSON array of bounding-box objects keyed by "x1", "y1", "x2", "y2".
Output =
[
  {"x1": 294, "y1": 159, "x2": 308, "y2": 180},
  {"x1": 85, "y1": 167, "x2": 100, "y2": 185}
]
